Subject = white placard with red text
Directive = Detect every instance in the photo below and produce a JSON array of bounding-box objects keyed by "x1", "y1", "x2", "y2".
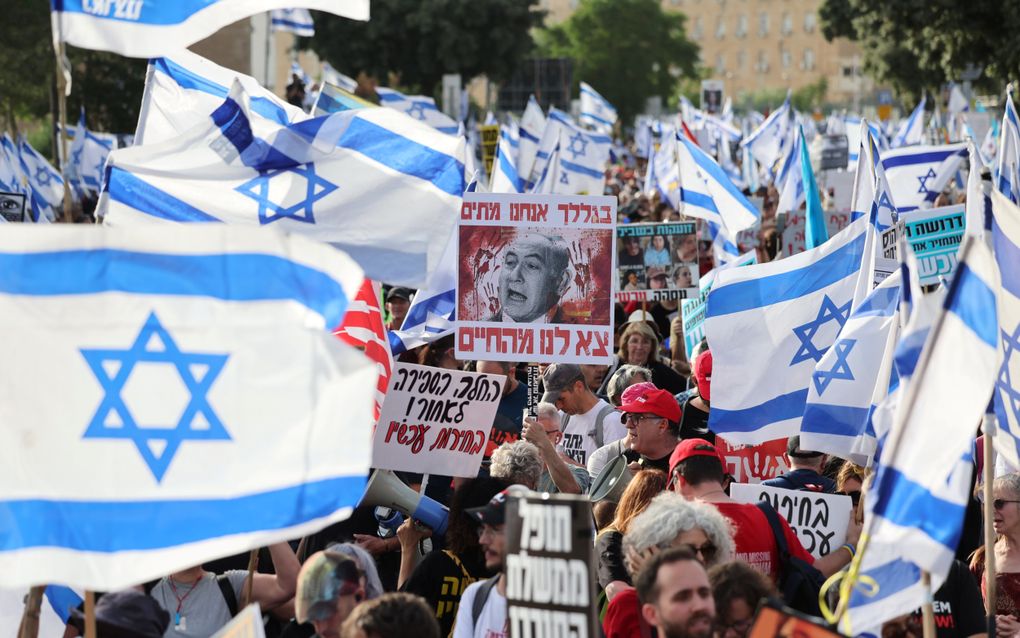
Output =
[
  {"x1": 455, "y1": 192, "x2": 617, "y2": 364},
  {"x1": 371, "y1": 363, "x2": 505, "y2": 477}
]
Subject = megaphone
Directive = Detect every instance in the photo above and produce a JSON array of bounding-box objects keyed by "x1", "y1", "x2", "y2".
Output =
[
  {"x1": 359, "y1": 470, "x2": 449, "y2": 536},
  {"x1": 589, "y1": 454, "x2": 633, "y2": 503}
]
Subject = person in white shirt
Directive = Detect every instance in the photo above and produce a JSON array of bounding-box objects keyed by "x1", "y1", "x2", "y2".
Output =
[{"x1": 541, "y1": 363, "x2": 626, "y2": 466}]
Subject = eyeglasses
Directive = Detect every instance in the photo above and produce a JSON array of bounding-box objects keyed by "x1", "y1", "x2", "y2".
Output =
[
  {"x1": 477, "y1": 525, "x2": 504, "y2": 539},
  {"x1": 624, "y1": 413, "x2": 663, "y2": 425},
  {"x1": 715, "y1": 618, "x2": 754, "y2": 637},
  {"x1": 677, "y1": 541, "x2": 718, "y2": 563},
  {"x1": 994, "y1": 499, "x2": 1020, "y2": 510}
]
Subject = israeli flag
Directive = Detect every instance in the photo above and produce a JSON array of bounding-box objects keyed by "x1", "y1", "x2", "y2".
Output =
[
  {"x1": 527, "y1": 108, "x2": 575, "y2": 188},
  {"x1": 891, "y1": 95, "x2": 927, "y2": 148},
  {"x1": 321, "y1": 62, "x2": 358, "y2": 93},
  {"x1": 850, "y1": 120, "x2": 899, "y2": 232},
  {"x1": 1, "y1": 585, "x2": 82, "y2": 635},
  {"x1": 800, "y1": 270, "x2": 901, "y2": 465},
  {"x1": 652, "y1": 132, "x2": 681, "y2": 209},
  {"x1": 0, "y1": 224, "x2": 376, "y2": 589},
  {"x1": 991, "y1": 190, "x2": 1020, "y2": 467},
  {"x1": 67, "y1": 112, "x2": 114, "y2": 197},
  {"x1": 579, "y1": 82, "x2": 618, "y2": 133},
  {"x1": 100, "y1": 80, "x2": 464, "y2": 288},
  {"x1": 18, "y1": 138, "x2": 64, "y2": 214},
  {"x1": 376, "y1": 88, "x2": 459, "y2": 135},
  {"x1": 741, "y1": 91, "x2": 792, "y2": 170},
  {"x1": 634, "y1": 117, "x2": 653, "y2": 160},
  {"x1": 389, "y1": 230, "x2": 457, "y2": 355},
  {"x1": 997, "y1": 92, "x2": 1020, "y2": 204},
  {"x1": 271, "y1": 8, "x2": 314, "y2": 36},
  {"x1": 707, "y1": 219, "x2": 741, "y2": 267},
  {"x1": 880, "y1": 143, "x2": 967, "y2": 212},
  {"x1": 136, "y1": 50, "x2": 308, "y2": 146},
  {"x1": 313, "y1": 82, "x2": 374, "y2": 116},
  {"x1": 530, "y1": 114, "x2": 609, "y2": 195},
  {"x1": 51, "y1": 0, "x2": 367, "y2": 58},
  {"x1": 777, "y1": 126, "x2": 807, "y2": 214},
  {"x1": 705, "y1": 214, "x2": 870, "y2": 445},
  {"x1": 517, "y1": 95, "x2": 546, "y2": 182},
  {"x1": 490, "y1": 128, "x2": 523, "y2": 194},
  {"x1": 678, "y1": 136, "x2": 759, "y2": 233}
]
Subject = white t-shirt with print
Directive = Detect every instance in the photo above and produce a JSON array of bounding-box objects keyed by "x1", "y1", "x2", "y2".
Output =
[
  {"x1": 558, "y1": 399, "x2": 625, "y2": 467},
  {"x1": 452, "y1": 579, "x2": 507, "y2": 638}
]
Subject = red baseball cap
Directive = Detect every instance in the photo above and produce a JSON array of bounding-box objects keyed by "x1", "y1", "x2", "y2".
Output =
[
  {"x1": 617, "y1": 387, "x2": 681, "y2": 423},
  {"x1": 668, "y1": 438, "x2": 725, "y2": 476},
  {"x1": 693, "y1": 350, "x2": 713, "y2": 402}
]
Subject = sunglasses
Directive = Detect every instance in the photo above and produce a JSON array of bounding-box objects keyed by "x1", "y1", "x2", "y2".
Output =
[
  {"x1": 678, "y1": 541, "x2": 718, "y2": 563},
  {"x1": 624, "y1": 413, "x2": 662, "y2": 424},
  {"x1": 994, "y1": 499, "x2": 1020, "y2": 510}
]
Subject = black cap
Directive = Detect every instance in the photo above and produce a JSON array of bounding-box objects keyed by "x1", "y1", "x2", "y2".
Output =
[
  {"x1": 69, "y1": 591, "x2": 170, "y2": 638},
  {"x1": 466, "y1": 485, "x2": 529, "y2": 525},
  {"x1": 787, "y1": 435, "x2": 824, "y2": 459},
  {"x1": 386, "y1": 287, "x2": 413, "y2": 302}
]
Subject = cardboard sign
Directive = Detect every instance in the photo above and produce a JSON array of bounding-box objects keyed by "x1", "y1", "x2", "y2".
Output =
[
  {"x1": 900, "y1": 204, "x2": 965, "y2": 285},
  {"x1": 525, "y1": 363, "x2": 540, "y2": 418},
  {"x1": 730, "y1": 483, "x2": 852, "y2": 558},
  {"x1": 211, "y1": 603, "x2": 265, "y2": 638},
  {"x1": 615, "y1": 222, "x2": 699, "y2": 303},
  {"x1": 456, "y1": 192, "x2": 617, "y2": 364},
  {"x1": 480, "y1": 124, "x2": 500, "y2": 179},
  {"x1": 780, "y1": 211, "x2": 852, "y2": 257},
  {"x1": 505, "y1": 492, "x2": 596, "y2": 638},
  {"x1": 680, "y1": 251, "x2": 757, "y2": 359},
  {"x1": 880, "y1": 221, "x2": 904, "y2": 259},
  {"x1": 0, "y1": 192, "x2": 27, "y2": 223},
  {"x1": 715, "y1": 437, "x2": 789, "y2": 484},
  {"x1": 372, "y1": 363, "x2": 505, "y2": 477}
]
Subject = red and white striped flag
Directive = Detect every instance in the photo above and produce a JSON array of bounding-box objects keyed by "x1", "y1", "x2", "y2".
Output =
[{"x1": 334, "y1": 279, "x2": 393, "y2": 420}]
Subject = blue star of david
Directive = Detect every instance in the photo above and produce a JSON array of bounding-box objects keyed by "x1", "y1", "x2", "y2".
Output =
[
  {"x1": 34, "y1": 166, "x2": 52, "y2": 187},
  {"x1": 559, "y1": 168, "x2": 570, "y2": 185},
  {"x1": 812, "y1": 338, "x2": 856, "y2": 395},
  {"x1": 917, "y1": 168, "x2": 937, "y2": 194},
  {"x1": 790, "y1": 295, "x2": 853, "y2": 366},
  {"x1": 80, "y1": 312, "x2": 230, "y2": 482},
  {"x1": 998, "y1": 322, "x2": 1020, "y2": 428},
  {"x1": 235, "y1": 163, "x2": 337, "y2": 225},
  {"x1": 566, "y1": 132, "x2": 589, "y2": 160},
  {"x1": 70, "y1": 146, "x2": 83, "y2": 168},
  {"x1": 406, "y1": 103, "x2": 427, "y2": 121}
]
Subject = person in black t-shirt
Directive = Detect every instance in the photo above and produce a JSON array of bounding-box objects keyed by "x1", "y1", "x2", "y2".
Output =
[
  {"x1": 477, "y1": 361, "x2": 528, "y2": 458},
  {"x1": 675, "y1": 348, "x2": 714, "y2": 442},
  {"x1": 398, "y1": 476, "x2": 509, "y2": 638},
  {"x1": 880, "y1": 560, "x2": 984, "y2": 638}
]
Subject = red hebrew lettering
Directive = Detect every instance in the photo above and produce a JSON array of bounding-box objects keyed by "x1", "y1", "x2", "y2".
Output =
[
  {"x1": 535, "y1": 204, "x2": 548, "y2": 222},
  {"x1": 460, "y1": 202, "x2": 476, "y2": 220},
  {"x1": 598, "y1": 205, "x2": 612, "y2": 223},
  {"x1": 576, "y1": 330, "x2": 593, "y2": 356},
  {"x1": 557, "y1": 203, "x2": 570, "y2": 223},
  {"x1": 580, "y1": 203, "x2": 593, "y2": 223},
  {"x1": 593, "y1": 332, "x2": 610, "y2": 357},
  {"x1": 520, "y1": 329, "x2": 534, "y2": 353},
  {"x1": 458, "y1": 327, "x2": 475, "y2": 351},
  {"x1": 471, "y1": 431, "x2": 486, "y2": 455},
  {"x1": 554, "y1": 327, "x2": 570, "y2": 355},
  {"x1": 485, "y1": 327, "x2": 502, "y2": 353},
  {"x1": 569, "y1": 203, "x2": 581, "y2": 222},
  {"x1": 540, "y1": 328, "x2": 554, "y2": 355}
]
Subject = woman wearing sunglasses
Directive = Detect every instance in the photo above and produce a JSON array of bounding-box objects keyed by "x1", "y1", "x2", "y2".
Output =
[
  {"x1": 603, "y1": 492, "x2": 733, "y2": 638},
  {"x1": 971, "y1": 473, "x2": 1020, "y2": 637}
]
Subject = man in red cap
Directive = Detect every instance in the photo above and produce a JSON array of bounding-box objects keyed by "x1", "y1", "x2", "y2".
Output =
[
  {"x1": 616, "y1": 386, "x2": 683, "y2": 474},
  {"x1": 668, "y1": 438, "x2": 860, "y2": 583}
]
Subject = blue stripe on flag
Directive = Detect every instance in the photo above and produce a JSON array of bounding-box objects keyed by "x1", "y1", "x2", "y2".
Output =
[
  {"x1": 709, "y1": 389, "x2": 808, "y2": 433},
  {"x1": 106, "y1": 167, "x2": 221, "y2": 223},
  {"x1": 45, "y1": 586, "x2": 83, "y2": 624},
  {"x1": 0, "y1": 475, "x2": 365, "y2": 552},
  {"x1": 881, "y1": 150, "x2": 962, "y2": 169},
  {"x1": 153, "y1": 58, "x2": 292, "y2": 125},
  {"x1": 993, "y1": 217, "x2": 1020, "y2": 298},
  {"x1": 0, "y1": 248, "x2": 350, "y2": 328},
  {"x1": 680, "y1": 189, "x2": 719, "y2": 212},
  {"x1": 854, "y1": 286, "x2": 900, "y2": 318},
  {"x1": 519, "y1": 128, "x2": 540, "y2": 143},
  {"x1": 948, "y1": 263, "x2": 998, "y2": 348},
  {"x1": 848, "y1": 558, "x2": 920, "y2": 607},
  {"x1": 683, "y1": 138, "x2": 758, "y2": 218},
  {"x1": 707, "y1": 233, "x2": 866, "y2": 317},
  {"x1": 401, "y1": 289, "x2": 456, "y2": 328},
  {"x1": 800, "y1": 403, "x2": 872, "y2": 436},
  {"x1": 339, "y1": 118, "x2": 464, "y2": 198},
  {"x1": 561, "y1": 158, "x2": 604, "y2": 179},
  {"x1": 871, "y1": 466, "x2": 968, "y2": 548}
]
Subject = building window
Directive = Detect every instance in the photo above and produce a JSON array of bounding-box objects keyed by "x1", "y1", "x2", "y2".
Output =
[
  {"x1": 804, "y1": 12, "x2": 817, "y2": 33},
  {"x1": 758, "y1": 12, "x2": 769, "y2": 37},
  {"x1": 716, "y1": 16, "x2": 726, "y2": 39},
  {"x1": 692, "y1": 16, "x2": 703, "y2": 40},
  {"x1": 716, "y1": 53, "x2": 726, "y2": 74},
  {"x1": 735, "y1": 14, "x2": 748, "y2": 38},
  {"x1": 781, "y1": 12, "x2": 793, "y2": 35},
  {"x1": 756, "y1": 51, "x2": 769, "y2": 73},
  {"x1": 802, "y1": 48, "x2": 815, "y2": 70},
  {"x1": 781, "y1": 49, "x2": 791, "y2": 69}
]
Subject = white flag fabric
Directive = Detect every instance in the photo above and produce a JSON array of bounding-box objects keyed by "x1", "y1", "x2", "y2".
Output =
[
  {"x1": 579, "y1": 82, "x2": 618, "y2": 133},
  {"x1": 705, "y1": 215, "x2": 869, "y2": 445},
  {"x1": 678, "y1": 136, "x2": 760, "y2": 233},
  {"x1": 389, "y1": 229, "x2": 457, "y2": 355},
  {"x1": 135, "y1": 50, "x2": 307, "y2": 146},
  {"x1": 740, "y1": 92, "x2": 792, "y2": 170},
  {"x1": 0, "y1": 224, "x2": 376, "y2": 590},
  {"x1": 997, "y1": 93, "x2": 1020, "y2": 204},
  {"x1": 517, "y1": 95, "x2": 546, "y2": 184},
  {"x1": 101, "y1": 80, "x2": 464, "y2": 287},
  {"x1": 527, "y1": 108, "x2": 575, "y2": 188},
  {"x1": 489, "y1": 128, "x2": 523, "y2": 194},
  {"x1": 552, "y1": 123, "x2": 610, "y2": 195},
  {"x1": 52, "y1": 1, "x2": 367, "y2": 58},
  {"x1": 850, "y1": 120, "x2": 899, "y2": 232},
  {"x1": 270, "y1": 8, "x2": 314, "y2": 36},
  {"x1": 891, "y1": 95, "x2": 927, "y2": 148},
  {"x1": 991, "y1": 190, "x2": 1020, "y2": 467},
  {"x1": 376, "y1": 88, "x2": 459, "y2": 135},
  {"x1": 879, "y1": 143, "x2": 967, "y2": 213}
]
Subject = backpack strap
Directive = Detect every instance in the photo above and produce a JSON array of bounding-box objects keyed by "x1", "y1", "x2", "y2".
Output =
[
  {"x1": 217, "y1": 574, "x2": 239, "y2": 619},
  {"x1": 587, "y1": 404, "x2": 617, "y2": 449},
  {"x1": 471, "y1": 575, "x2": 501, "y2": 628},
  {"x1": 755, "y1": 501, "x2": 792, "y2": 570}
]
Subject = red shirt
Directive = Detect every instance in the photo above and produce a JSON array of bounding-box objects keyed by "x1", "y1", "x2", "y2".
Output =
[
  {"x1": 713, "y1": 501, "x2": 815, "y2": 581},
  {"x1": 603, "y1": 586, "x2": 647, "y2": 638}
]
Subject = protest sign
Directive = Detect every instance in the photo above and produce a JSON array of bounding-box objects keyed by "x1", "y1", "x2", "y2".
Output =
[
  {"x1": 900, "y1": 204, "x2": 965, "y2": 285},
  {"x1": 480, "y1": 124, "x2": 500, "y2": 179},
  {"x1": 680, "y1": 251, "x2": 757, "y2": 359},
  {"x1": 780, "y1": 211, "x2": 852, "y2": 256},
  {"x1": 505, "y1": 492, "x2": 596, "y2": 638},
  {"x1": 715, "y1": 437, "x2": 789, "y2": 484},
  {"x1": 880, "y1": 221, "x2": 904, "y2": 260},
  {"x1": 701, "y1": 79, "x2": 724, "y2": 114},
  {"x1": 730, "y1": 483, "x2": 852, "y2": 558},
  {"x1": 0, "y1": 193, "x2": 26, "y2": 223},
  {"x1": 526, "y1": 364, "x2": 541, "y2": 418},
  {"x1": 456, "y1": 192, "x2": 617, "y2": 364},
  {"x1": 873, "y1": 256, "x2": 899, "y2": 287},
  {"x1": 616, "y1": 222, "x2": 699, "y2": 303},
  {"x1": 211, "y1": 603, "x2": 265, "y2": 638},
  {"x1": 372, "y1": 363, "x2": 505, "y2": 478}
]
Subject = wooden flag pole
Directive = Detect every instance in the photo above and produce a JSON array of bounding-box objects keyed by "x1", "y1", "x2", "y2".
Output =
[
  {"x1": 83, "y1": 591, "x2": 97, "y2": 638},
  {"x1": 241, "y1": 549, "x2": 260, "y2": 608},
  {"x1": 17, "y1": 586, "x2": 44, "y2": 638},
  {"x1": 983, "y1": 414, "x2": 998, "y2": 638}
]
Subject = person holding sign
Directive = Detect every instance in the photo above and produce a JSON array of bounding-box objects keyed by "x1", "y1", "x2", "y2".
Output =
[{"x1": 542, "y1": 363, "x2": 622, "y2": 466}]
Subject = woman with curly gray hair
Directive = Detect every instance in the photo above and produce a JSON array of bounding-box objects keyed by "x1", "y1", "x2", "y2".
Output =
[
  {"x1": 602, "y1": 492, "x2": 735, "y2": 638},
  {"x1": 489, "y1": 440, "x2": 543, "y2": 489}
]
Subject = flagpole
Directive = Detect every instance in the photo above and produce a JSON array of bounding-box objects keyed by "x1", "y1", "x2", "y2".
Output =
[
  {"x1": 920, "y1": 571, "x2": 935, "y2": 638},
  {"x1": 83, "y1": 591, "x2": 96, "y2": 638},
  {"x1": 241, "y1": 549, "x2": 260, "y2": 608},
  {"x1": 51, "y1": 20, "x2": 74, "y2": 224},
  {"x1": 983, "y1": 413, "x2": 998, "y2": 638},
  {"x1": 17, "y1": 586, "x2": 44, "y2": 638}
]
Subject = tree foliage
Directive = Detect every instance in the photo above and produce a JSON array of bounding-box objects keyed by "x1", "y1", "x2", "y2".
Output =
[
  {"x1": 537, "y1": 0, "x2": 699, "y2": 125},
  {"x1": 819, "y1": 0, "x2": 1020, "y2": 102},
  {"x1": 305, "y1": 0, "x2": 543, "y2": 96}
]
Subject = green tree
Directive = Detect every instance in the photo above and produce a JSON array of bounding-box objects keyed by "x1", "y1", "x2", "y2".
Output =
[
  {"x1": 819, "y1": 0, "x2": 1020, "y2": 102},
  {"x1": 536, "y1": 0, "x2": 699, "y2": 126},
  {"x1": 305, "y1": 0, "x2": 543, "y2": 96}
]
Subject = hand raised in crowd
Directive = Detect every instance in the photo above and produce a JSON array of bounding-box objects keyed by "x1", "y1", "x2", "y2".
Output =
[
  {"x1": 521, "y1": 417, "x2": 553, "y2": 452},
  {"x1": 396, "y1": 517, "x2": 431, "y2": 552},
  {"x1": 995, "y1": 614, "x2": 1020, "y2": 638},
  {"x1": 352, "y1": 533, "x2": 395, "y2": 557},
  {"x1": 843, "y1": 510, "x2": 863, "y2": 547}
]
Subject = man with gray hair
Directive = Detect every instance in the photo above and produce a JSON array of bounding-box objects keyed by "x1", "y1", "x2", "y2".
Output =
[
  {"x1": 523, "y1": 402, "x2": 591, "y2": 494},
  {"x1": 490, "y1": 234, "x2": 574, "y2": 324}
]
